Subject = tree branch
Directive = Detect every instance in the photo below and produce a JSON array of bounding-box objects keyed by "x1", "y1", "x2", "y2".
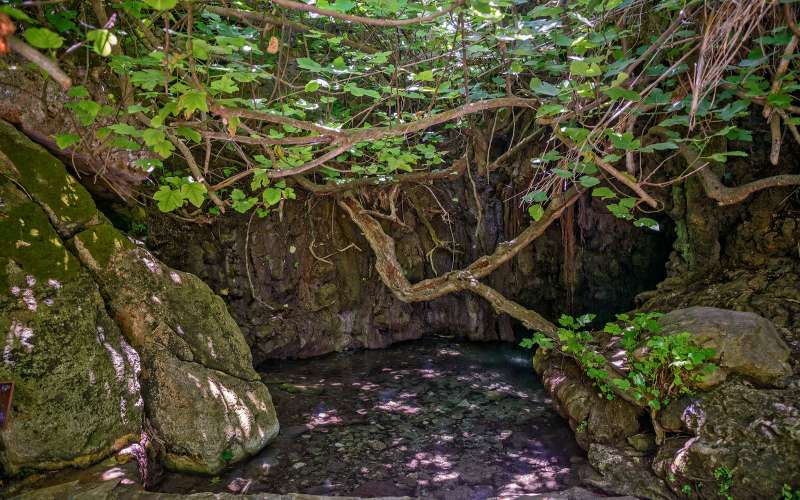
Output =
[
  {"x1": 651, "y1": 127, "x2": 800, "y2": 205},
  {"x1": 6, "y1": 35, "x2": 71, "y2": 90}
]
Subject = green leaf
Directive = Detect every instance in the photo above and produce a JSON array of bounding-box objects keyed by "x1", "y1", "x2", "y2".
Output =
[
  {"x1": 152, "y1": 140, "x2": 175, "y2": 159},
  {"x1": 181, "y1": 182, "x2": 207, "y2": 208},
  {"x1": 176, "y1": 126, "x2": 202, "y2": 143},
  {"x1": 529, "y1": 78, "x2": 561, "y2": 97},
  {"x1": 415, "y1": 70, "x2": 434, "y2": 82},
  {"x1": 153, "y1": 186, "x2": 184, "y2": 212},
  {"x1": 176, "y1": 91, "x2": 208, "y2": 118},
  {"x1": 67, "y1": 86, "x2": 90, "y2": 98},
  {"x1": 210, "y1": 75, "x2": 239, "y2": 94},
  {"x1": 528, "y1": 204, "x2": 544, "y2": 221},
  {"x1": 54, "y1": 134, "x2": 80, "y2": 150},
  {"x1": 592, "y1": 187, "x2": 617, "y2": 199},
  {"x1": 305, "y1": 80, "x2": 321, "y2": 92},
  {"x1": 604, "y1": 87, "x2": 641, "y2": 101},
  {"x1": 108, "y1": 123, "x2": 139, "y2": 136},
  {"x1": 142, "y1": 128, "x2": 166, "y2": 147},
  {"x1": 131, "y1": 70, "x2": 169, "y2": 91},
  {"x1": 0, "y1": 6, "x2": 34, "y2": 22},
  {"x1": 536, "y1": 103, "x2": 565, "y2": 118},
  {"x1": 190, "y1": 39, "x2": 210, "y2": 60},
  {"x1": 297, "y1": 57, "x2": 324, "y2": 72},
  {"x1": 144, "y1": 0, "x2": 178, "y2": 10},
  {"x1": 23, "y1": 28, "x2": 64, "y2": 49},
  {"x1": 263, "y1": 188, "x2": 282, "y2": 206},
  {"x1": 569, "y1": 60, "x2": 603, "y2": 77},
  {"x1": 231, "y1": 189, "x2": 258, "y2": 213},
  {"x1": 579, "y1": 175, "x2": 600, "y2": 188}
]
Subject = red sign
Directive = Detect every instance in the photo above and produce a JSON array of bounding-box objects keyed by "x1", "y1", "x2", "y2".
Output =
[{"x1": 0, "y1": 382, "x2": 13, "y2": 429}]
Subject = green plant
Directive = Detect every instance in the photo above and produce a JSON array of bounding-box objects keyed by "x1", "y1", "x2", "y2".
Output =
[
  {"x1": 714, "y1": 466, "x2": 733, "y2": 500},
  {"x1": 576, "y1": 420, "x2": 588, "y2": 433},
  {"x1": 521, "y1": 312, "x2": 717, "y2": 410},
  {"x1": 783, "y1": 484, "x2": 800, "y2": 500},
  {"x1": 681, "y1": 484, "x2": 693, "y2": 497}
]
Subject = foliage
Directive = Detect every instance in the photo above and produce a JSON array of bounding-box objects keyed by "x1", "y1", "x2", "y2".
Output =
[
  {"x1": 713, "y1": 466, "x2": 734, "y2": 500},
  {"x1": 2, "y1": 0, "x2": 796, "y2": 221},
  {"x1": 783, "y1": 484, "x2": 800, "y2": 500},
  {"x1": 520, "y1": 312, "x2": 717, "y2": 410}
]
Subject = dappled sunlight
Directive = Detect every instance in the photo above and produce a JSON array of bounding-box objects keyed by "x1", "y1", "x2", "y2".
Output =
[{"x1": 157, "y1": 340, "x2": 581, "y2": 497}]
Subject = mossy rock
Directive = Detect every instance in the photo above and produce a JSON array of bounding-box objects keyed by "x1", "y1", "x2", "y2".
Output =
[
  {"x1": 0, "y1": 181, "x2": 81, "y2": 291},
  {"x1": 71, "y1": 224, "x2": 279, "y2": 473},
  {"x1": 0, "y1": 120, "x2": 100, "y2": 237},
  {"x1": 0, "y1": 246, "x2": 141, "y2": 475},
  {"x1": 149, "y1": 353, "x2": 279, "y2": 475}
]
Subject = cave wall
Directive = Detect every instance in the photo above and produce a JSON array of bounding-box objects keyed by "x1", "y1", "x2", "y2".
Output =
[{"x1": 146, "y1": 167, "x2": 672, "y2": 363}]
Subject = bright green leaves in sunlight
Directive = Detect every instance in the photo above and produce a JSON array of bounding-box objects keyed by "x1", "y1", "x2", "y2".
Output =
[
  {"x1": 520, "y1": 312, "x2": 717, "y2": 408},
  {"x1": 23, "y1": 27, "x2": 63, "y2": 49},
  {"x1": 154, "y1": 178, "x2": 207, "y2": 212},
  {"x1": 144, "y1": 0, "x2": 177, "y2": 10},
  {"x1": 176, "y1": 91, "x2": 209, "y2": 119}
]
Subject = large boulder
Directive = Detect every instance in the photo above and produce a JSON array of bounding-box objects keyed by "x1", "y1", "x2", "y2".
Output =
[
  {"x1": 72, "y1": 224, "x2": 279, "y2": 474},
  {"x1": 0, "y1": 179, "x2": 141, "y2": 475},
  {"x1": 0, "y1": 120, "x2": 279, "y2": 475},
  {"x1": 658, "y1": 307, "x2": 793, "y2": 388},
  {"x1": 653, "y1": 381, "x2": 800, "y2": 498}
]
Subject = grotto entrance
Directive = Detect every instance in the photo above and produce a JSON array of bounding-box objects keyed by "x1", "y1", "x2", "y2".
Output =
[{"x1": 156, "y1": 339, "x2": 584, "y2": 498}]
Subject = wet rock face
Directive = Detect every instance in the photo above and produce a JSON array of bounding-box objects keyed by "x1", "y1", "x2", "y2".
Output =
[
  {"x1": 0, "y1": 120, "x2": 278, "y2": 476},
  {"x1": 147, "y1": 176, "x2": 670, "y2": 362},
  {"x1": 659, "y1": 307, "x2": 793, "y2": 388},
  {"x1": 654, "y1": 381, "x2": 800, "y2": 499}
]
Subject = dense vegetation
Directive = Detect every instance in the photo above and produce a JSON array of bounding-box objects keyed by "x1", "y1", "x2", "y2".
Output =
[{"x1": 1, "y1": 0, "x2": 798, "y2": 440}]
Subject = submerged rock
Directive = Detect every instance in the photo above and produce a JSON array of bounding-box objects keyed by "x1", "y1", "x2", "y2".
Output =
[{"x1": 659, "y1": 306, "x2": 792, "y2": 388}]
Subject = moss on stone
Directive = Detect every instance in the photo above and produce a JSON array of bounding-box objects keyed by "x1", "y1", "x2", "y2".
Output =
[
  {"x1": 0, "y1": 269, "x2": 142, "y2": 476},
  {"x1": 0, "y1": 120, "x2": 99, "y2": 235},
  {"x1": 0, "y1": 182, "x2": 80, "y2": 290},
  {"x1": 71, "y1": 223, "x2": 135, "y2": 273}
]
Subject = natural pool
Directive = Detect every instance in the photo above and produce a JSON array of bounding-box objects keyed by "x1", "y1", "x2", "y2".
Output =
[{"x1": 156, "y1": 338, "x2": 585, "y2": 499}]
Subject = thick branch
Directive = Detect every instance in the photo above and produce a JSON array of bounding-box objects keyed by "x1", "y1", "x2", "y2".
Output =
[
  {"x1": 345, "y1": 97, "x2": 539, "y2": 142},
  {"x1": 6, "y1": 36, "x2": 71, "y2": 90},
  {"x1": 651, "y1": 127, "x2": 800, "y2": 205},
  {"x1": 338, "y1": 186, "x2": 581, "y2": 303},
  {"x1": 214, "y1": 97, "x2": 539, "y2": 148}
]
